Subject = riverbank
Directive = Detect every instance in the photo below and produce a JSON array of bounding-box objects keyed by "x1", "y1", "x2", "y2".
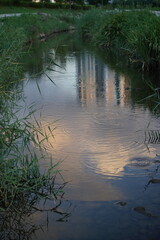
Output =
[
  {"x1": 0, "y1": 10, "x2": 76, "y2": 95},
  {"x1": 0, "y1": 9, "x2": 75, "y2": 220},
  {"x1": 76, "y1": 9, "x2": 160, "y2": 71}
]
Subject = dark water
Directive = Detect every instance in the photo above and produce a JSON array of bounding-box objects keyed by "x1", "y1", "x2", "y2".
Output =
[{"x1": 21, "y1": 34, "x2": 160, "y2": 240}]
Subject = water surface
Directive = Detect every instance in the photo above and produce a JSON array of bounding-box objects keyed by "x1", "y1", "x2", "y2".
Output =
[{"x1": 22, "y1": 35, "x2": 160, "y2": 240}]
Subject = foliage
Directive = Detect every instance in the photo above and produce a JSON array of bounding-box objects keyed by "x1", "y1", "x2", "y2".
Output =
[
  {"x1": 76, "y1": 9, "x2": 160, "y2": 70},
  {"x1": 95, "y1": 12, "x2": 127, "y2": 47},
  {"x1": 0, "y1": 102, "x2": 64, "y2": 211},
  {"x1": 125, "y1": 12, "x2": 160, "y2": 69}
]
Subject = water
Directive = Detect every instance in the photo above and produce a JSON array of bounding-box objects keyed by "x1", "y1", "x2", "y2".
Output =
[{"x1": 21, "y1": 35, "x2": 160, "y2": 239}]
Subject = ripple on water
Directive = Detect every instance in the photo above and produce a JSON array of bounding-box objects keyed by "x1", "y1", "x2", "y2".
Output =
[
  {"x1": 83, "y1": 153, "x2": 158, "y2": 180},
  {"x1": 49, "y1": 106, "x2": 159, "y2": 180}
]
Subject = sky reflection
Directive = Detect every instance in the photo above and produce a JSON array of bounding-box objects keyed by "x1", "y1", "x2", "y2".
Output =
[{"x1": 22, "y1": 49, "x2": 160, "y2": 202}]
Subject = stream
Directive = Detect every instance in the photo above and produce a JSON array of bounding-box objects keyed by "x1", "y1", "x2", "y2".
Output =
[{"x1": 20, "y1": 33, "x2": 160, "y2": 240}]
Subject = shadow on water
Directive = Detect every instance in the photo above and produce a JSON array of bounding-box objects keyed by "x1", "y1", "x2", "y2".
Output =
[{"x1": 0, "y1": 198, "x2": 73, "y2": 240}]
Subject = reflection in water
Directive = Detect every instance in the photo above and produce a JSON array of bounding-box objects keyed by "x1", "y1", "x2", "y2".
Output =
[
  {"x1": 115, "y1": 73, "x2": 120, "y2": 105},
  {"x1": 77, "y1": 52, "x2": 97, "y2": 106},
  {"x1": 76, "y1": 51, "x2": 131, "y2": 107},
  {"x1": 0, "y1": 199, "x2": 73, "y2": 240},
  {"x1": 21, "y1": 34, "x2": 160, "y2": 240},
  {"x1": 22, "y1": 46, "x2": 160, "y2": 200},
  {"x1": 0, "y1": 211, "x2": 37, "y2": 240}
]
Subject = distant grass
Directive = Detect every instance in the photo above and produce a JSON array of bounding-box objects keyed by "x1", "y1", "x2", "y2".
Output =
[
  {"x1": 1, "y1": 13, "x2": 75, "y2": 40},
  {"x1": 0, "y1": 6, "x2": 83, "y2": 14},
  {"x1": 145, "y1": 7, "x2": 160, "y2": 11},
  {"x1": 0, "y1": 6, "x2": 36, "y2": 13}
]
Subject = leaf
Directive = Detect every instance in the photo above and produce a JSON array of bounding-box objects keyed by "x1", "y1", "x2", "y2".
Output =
[
  {"x1": 35, "y1": 79, "x2": 42, "y2": 95},
  {"x1": 48, "y1": 59, "x2": 62, "y2": 69},
  {"x1": 46, "y1": 67, "x2": 64, "y2": 74},
  {"x1": 45, "y1": 73, "x2": 57, "y2": 86},
  {"x1": 137, "y1": 93, "x2": 156, "y2": 103}
]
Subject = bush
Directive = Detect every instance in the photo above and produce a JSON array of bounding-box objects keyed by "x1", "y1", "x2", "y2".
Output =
[
  {"x1": 72, "y1": 4, "x2": 83, "y2": 9},
  {"x1": 45, "y1": 2, "x2": 62, "y2": 8},
  {"x1": 0, "y1": 0, "x2": 20, "y2": 6},
  {"x1": 20, "y1": 1, "x2": 45, "y2": 7},
  {"x1": 83, "y1": 4, "x2": 93, "y2": 10}
]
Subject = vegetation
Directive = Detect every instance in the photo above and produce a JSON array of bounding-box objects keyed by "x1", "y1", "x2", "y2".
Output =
[
  {"x1": 0, "y1": 5, "x2": 160, "y2": 238},
  {"x1": 0, "y1": 10, "x2": 78, "y2": 53},
  {"x1": 0, "y1": 9, "x2": 74, "y2": 237},
  {"x1": 76, "y1": 9, "x2": 160, "y2": 71}
]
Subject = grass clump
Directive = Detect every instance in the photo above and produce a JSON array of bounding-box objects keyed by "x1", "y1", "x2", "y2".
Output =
[
  {"x1": 76, "y1": 9, "x2": 104, "y2": 38},
  {"x1": 126, "y1": 13, "x2": 160, "y2": 70},
  {"x1": 0, "y1": 105, "x2": 63, "y2": 212},
  {"x1": 76, "y1": 9, "x2": 160, "y2": 71}
]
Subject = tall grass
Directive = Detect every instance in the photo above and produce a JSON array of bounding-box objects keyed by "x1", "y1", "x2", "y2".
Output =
[{"x1": 76, "y1": 9, "x2": 160, "y2": 71}]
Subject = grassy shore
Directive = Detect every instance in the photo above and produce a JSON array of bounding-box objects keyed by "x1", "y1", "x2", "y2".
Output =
[
  {"x1": 0, "y1": 9, "x2": 76, "y2": 219},
  {"x1": 76, "y1": 9, "x2": 160, "y2": 71},
  {"x1": 1, "y1": 10, "x2": 77, "y2": 39}
]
